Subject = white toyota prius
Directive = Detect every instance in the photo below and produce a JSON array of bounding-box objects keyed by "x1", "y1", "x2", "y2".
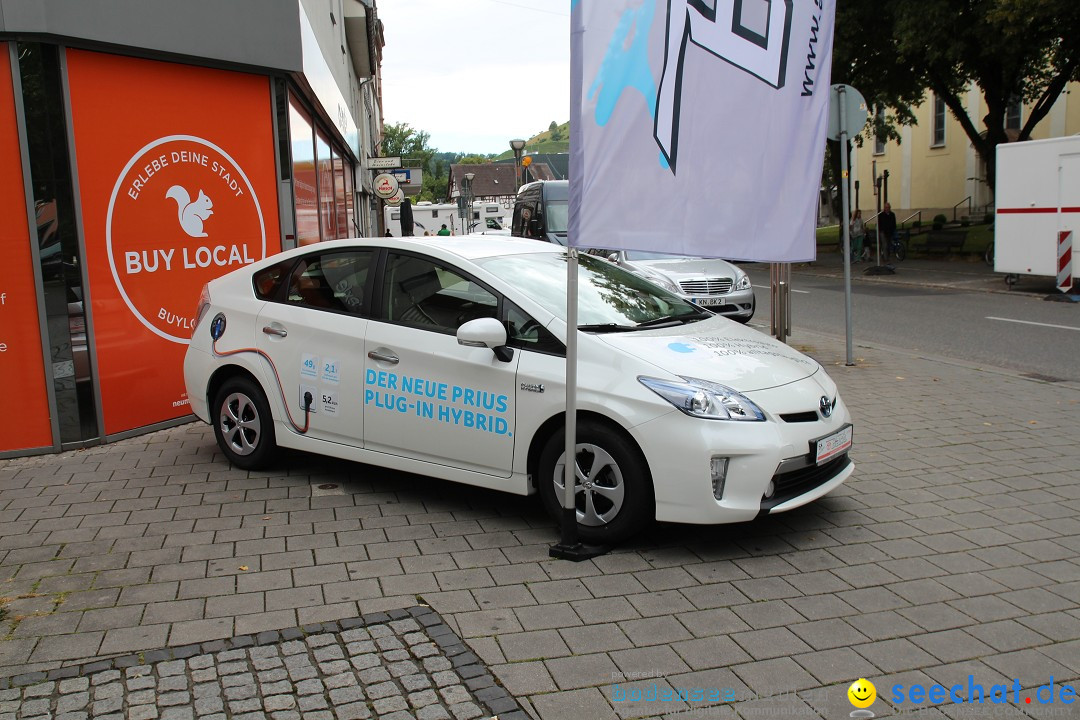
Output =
[{"x1": 185, "y1": 236, "x2": 853, "y2": 543}]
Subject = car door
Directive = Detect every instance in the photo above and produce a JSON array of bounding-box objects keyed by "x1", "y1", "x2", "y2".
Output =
[
  {"x1": 363, "y1": 251, "x2": 519, "y2": 476},
  {"x1": 255, "y1": 249, "x2": 374, "y2": 446}
]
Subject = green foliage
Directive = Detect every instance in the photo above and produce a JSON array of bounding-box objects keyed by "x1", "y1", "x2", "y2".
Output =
[
  {"x1": 983, "y1": 212, "x2": 994, "y2": 224},
  {"x1": 381, "y1": 122, "x2": 434, "y2": 168},
  {"x1": 834, "y1": 0, "x2": 1080, "y2": 186},
  {"x1": 493, "y1": 121, "x2": 571, "y2": 160},
  {"x1": 933, "y1": 213, "x2": 947, "y2": 230},
  {"x1": 960, "y1": 217, "x2": 970, "y2": 227}
]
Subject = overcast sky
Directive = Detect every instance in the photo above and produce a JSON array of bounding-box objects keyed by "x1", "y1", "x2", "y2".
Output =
[{"x1": 376, "y1": 0, "x2": 571, "y2": 156}]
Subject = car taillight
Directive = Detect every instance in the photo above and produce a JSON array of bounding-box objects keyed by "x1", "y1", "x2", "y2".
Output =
[{"x1": 194, "y1": 284, "x2": 212, "y2": 329}]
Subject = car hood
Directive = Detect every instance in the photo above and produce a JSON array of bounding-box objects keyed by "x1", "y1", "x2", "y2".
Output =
[
  {"x1": 593, "y1": 316, "x2": 820, "y2": 392},
  {"x1": 628, "y1": 257, "x2": 738, "y2": 281}
]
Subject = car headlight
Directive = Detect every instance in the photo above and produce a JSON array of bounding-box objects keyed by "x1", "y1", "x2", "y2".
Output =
[
  {"x1": 639, "y1": 376, "x2": 765, "y2": 421},
  {"x1": 735, "y1": 272, "x2": 752, "y2": 290},
  {"x1": 637, "y1": 271, "x2": 681, "y2": 295}
]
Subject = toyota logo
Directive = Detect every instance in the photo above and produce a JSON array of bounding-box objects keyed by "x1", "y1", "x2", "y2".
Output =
[{"x1": 819, "y1": 396, "x2": 834, "y2": 418}]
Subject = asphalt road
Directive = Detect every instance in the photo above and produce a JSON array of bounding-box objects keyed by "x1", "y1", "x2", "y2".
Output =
[{"x1": 743, "y1": 266, "x2": 1080, "y2": 383}]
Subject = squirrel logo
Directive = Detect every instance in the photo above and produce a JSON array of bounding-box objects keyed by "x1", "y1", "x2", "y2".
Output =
[{"x1": 165, "y1": 185, "x2": 214, "y2": 238}]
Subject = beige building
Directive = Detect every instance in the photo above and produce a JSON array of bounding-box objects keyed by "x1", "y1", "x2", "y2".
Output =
[{"x1": 852, "y1": 81, "x2": 1080, "y2": 224}]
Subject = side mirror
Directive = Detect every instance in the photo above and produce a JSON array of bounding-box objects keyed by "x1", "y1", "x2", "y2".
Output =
[{"x1": 457, "y1": 317, "x2": 513, "y2": 362}]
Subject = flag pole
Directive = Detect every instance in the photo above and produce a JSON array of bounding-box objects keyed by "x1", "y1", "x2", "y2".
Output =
[{"x1": 550, "y1": 248, "x2": 608, "y2": 561}]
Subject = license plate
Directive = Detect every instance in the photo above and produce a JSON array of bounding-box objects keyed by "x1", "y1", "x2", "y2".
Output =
[
  {"x1": 692, "y1": 297, "x2": 726, "y2": 307},
  {"x1": 815, "y1": 425, "x2": 852, "y2": 465}
]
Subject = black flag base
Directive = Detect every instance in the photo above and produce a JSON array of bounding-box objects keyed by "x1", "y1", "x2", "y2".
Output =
[
  {"x1": 863, "y1": 264, "x2": 896, "y2": 276},
  {"x1": 549, "y1": 542, "x2": 609, "y2": 561},
  {"x1": 549, "y1": 508, "x2": 609, "y2": 561}
]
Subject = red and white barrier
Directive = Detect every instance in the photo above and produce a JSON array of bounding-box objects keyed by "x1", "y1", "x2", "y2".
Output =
[{"x1": 1060, "y1": 231, "x2": 1073, "y2": 293}]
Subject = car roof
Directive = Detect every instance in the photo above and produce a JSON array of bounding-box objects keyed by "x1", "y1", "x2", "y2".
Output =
[{"x1": 293, "y1": 235, "x2": 558, "y2": 262}]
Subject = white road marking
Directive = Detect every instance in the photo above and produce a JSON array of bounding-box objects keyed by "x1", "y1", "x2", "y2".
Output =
[
  {"x1": 986, "y1": 316, "x2": 1080, "y2": 332},
  {"x1": 753, "y1": 284, "x2": 810, "y2": 294}
]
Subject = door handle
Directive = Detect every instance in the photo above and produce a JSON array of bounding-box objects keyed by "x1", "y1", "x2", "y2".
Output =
[
  {"x1": 262, "y1": 326, "x2": 288, "y2": 337},
  {"x1": 367, "y1": 350, "x2": 399, "y2": 364}
]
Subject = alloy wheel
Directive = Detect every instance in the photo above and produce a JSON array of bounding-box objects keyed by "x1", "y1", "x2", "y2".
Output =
[
  {"x1": 552, "y1": 443, "x2": 626, "y2": 526},
  {"x1": 219, "y1": 391, "x2": 261, "y2": 456}
]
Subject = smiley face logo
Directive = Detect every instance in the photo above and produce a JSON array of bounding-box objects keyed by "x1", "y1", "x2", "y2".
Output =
[{"x1": 848, "y1": 678, "x2": 877, "y2": 709}]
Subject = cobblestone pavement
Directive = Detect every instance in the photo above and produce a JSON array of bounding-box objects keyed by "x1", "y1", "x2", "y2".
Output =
[
  {"x1": 2, "y1": 329, "x2": 1079, "y2": 719},
  {"x1": 0, "y1": 606, "x2": 517, "y2": 720}
]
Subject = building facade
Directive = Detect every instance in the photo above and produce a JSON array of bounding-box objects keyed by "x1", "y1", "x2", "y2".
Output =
[
  {"x1": 0, "y1": 0, "x2": 384, "y2": 457},
  {"x1": 853, "y1": 82, "x2": 1080, "y2": 222}
]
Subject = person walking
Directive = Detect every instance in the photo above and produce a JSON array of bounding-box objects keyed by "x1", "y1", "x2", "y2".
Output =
[
  {"x1": 879, "y1": 202, "x2": 897, "y2": 262},
  {"x1": 850, "y1": 209, "x2": 865, "y2": 263}
]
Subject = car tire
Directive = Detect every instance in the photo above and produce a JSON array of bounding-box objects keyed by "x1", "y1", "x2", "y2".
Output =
[
  {"x1": 212, "y1": 376, "x2": 277, "y2": 470},
  {"x1": 537, "y1": 421, "x2": 653, "y2": 544}
]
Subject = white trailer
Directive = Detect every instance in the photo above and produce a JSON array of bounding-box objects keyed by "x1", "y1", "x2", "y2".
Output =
[
  {"x1": 995, "y1": 136, "x2": 1080, "y2": 287},
  {"x1": 384, "y1": 201, "x2": 510, "y2": 237}
]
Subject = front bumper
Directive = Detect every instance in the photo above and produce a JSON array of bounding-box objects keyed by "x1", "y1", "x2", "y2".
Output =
[
  {"x1": 682, "y1": 287, "x2": 755, "y2": 319},
  {"x1": 630, "y1": 377, "x2": 853, "y2": 525}
]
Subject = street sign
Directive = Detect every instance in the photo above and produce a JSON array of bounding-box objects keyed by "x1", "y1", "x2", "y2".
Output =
[
  {"x1": 373, "y1": 173, "x2": 399, "y2": 199},
  {"x1": 828, "y1": 84, "x2": 868, "y2": 142},
  {"x1": 369, "y1": 156, "x2": 402, "y2": 169},
  {"x1": 385, "y1": 188, "x2": 404, "y2": 207}
]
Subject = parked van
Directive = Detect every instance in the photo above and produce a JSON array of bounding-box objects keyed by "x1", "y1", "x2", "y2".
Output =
[
  {"x1": 512, "y1": 180, "x2": 568, "y2": 245},
  {"x1": 385, "y1": 201, "x2": 509, "y2": 237}
]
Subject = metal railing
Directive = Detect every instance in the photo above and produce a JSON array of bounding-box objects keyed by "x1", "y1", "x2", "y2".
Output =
[{"x1": 953, "y1": 196, "x2": 972, "y2": 222}]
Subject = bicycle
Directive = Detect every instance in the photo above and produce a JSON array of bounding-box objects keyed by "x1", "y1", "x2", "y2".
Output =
[{"x1": 881, "y1": 231, "x2": 906, "y2": 263}]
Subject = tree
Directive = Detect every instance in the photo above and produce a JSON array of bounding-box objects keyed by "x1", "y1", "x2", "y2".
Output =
[
  {"x1": 380, "y1": 122, "x2": 435, "y2": 169},
  {"x1": 834, "y1": 0, "x2": 1080, "y2": 190}
]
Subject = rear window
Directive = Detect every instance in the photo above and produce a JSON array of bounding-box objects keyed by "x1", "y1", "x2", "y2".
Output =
[{"x1": 253, "y1": 259, "x2": 295, "y2": 300}]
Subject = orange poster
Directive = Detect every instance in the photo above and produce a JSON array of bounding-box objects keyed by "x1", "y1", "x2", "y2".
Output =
[
  {"x1": 0, "y1": 43, "x2": 54, "y2": 452},
  {"x1": 67, "y1": 50, "x2": 281, "y2": 435}
]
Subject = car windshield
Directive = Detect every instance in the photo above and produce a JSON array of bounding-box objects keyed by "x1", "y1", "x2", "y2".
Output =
[
  {"x1": 627, "y1": 251, "x2": 692, "y2": 261},
  {"x1": 545, "y1": 201, "x2": 568, "y2": 233},
  {"x1": 476, "y1": 251, "x2": 706, "y2": 328}
]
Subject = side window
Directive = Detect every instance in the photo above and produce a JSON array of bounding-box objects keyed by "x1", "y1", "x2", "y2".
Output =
[
  {"x1": 253, "y1": 259, "x2": 296, "y2": 300},
  {"x1": 382, "y1": 253, "x2": 498, "y2": 333},
  {"x1": 512, "y1": 202, "x2": 532, "y2": 237},
  {"x1": 285, "y1": 251, "x2": 373, "y2": 314},
  {"x1": 505, "y1": 301, "x2": 564, "y2": 356}
]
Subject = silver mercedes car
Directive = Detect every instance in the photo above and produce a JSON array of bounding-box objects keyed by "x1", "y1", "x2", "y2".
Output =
[{"x1": 604, "y1": 250, "x2": 755, "y2": 323}]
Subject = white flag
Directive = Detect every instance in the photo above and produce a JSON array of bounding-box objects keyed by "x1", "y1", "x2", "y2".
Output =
[{"x1": 569, "y1": 0, "x2": 835, "y2": 262}]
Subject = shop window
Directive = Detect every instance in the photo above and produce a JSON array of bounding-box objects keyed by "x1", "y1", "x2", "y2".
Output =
[
  {"x1": 332, "y1": 146, "x2": 347, "y2": 239},
  {"x1": 316, "y1": 129, "x2": 336, "y2": 240},
  {"x1": 343, "y1": 159, "x2": 355, "y2": 237},
  {"x1": 289, "y1": 98, "x2": 319, "y2": 246},
  {"x1": 18, "y1": 42, "x2": 99, "y2": 444}
]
